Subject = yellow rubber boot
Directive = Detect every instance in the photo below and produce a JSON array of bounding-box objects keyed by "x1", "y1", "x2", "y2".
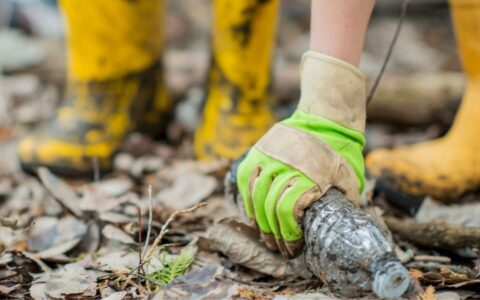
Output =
[
  {"x1": 18, "y1": 0, "x2": 169, "y2": 176},
  {"x1": 194, "y1": 0, "x2": 278, "y2": 160},
  {"x1": 366, "y1": 0, "x2": 480, "y2": 205}
]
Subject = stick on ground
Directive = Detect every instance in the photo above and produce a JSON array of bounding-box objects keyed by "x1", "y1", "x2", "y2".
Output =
[{"x1": 384, "y1": 216, "x2": 480, "y2": 250}]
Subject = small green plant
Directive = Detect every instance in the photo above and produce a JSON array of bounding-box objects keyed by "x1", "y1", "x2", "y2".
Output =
[{"x1": 148, "y1": 246, "x2": 196, "y2": 286}]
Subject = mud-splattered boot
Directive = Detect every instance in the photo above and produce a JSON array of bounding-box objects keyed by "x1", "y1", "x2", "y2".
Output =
[
  {"x1": 194, "y1": 0, "x2": 278, "y2": 160},
  {"x1": 366, "y1": 0, "x2": 480, "y2": 212},
  {"x1": 18, "y1": 0, "x2": 169, "y2": 176}
]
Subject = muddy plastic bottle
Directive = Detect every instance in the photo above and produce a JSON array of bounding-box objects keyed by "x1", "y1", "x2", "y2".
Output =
[{"x1": 303, "y1": 189, "x2": 410, "y2": 299}]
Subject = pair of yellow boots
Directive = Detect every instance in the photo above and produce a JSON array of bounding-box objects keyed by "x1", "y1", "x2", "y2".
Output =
[
  {"x1": 19, "y1": 0, "x2": 277, "y2": 175},
  {"x1": 18, "y1": 0, "x2": 480, "y2": 207}
]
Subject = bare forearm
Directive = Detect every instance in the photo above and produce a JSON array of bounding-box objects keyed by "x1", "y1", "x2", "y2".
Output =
[{"x1": 310, "y1": 0, "x2": 375, "y2": 67}]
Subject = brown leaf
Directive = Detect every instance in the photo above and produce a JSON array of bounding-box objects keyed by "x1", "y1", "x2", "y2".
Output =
[
  {"x1": 27, "y1": 216, "x2": 87, "y2": 258},
  {"x1": 90, "y1": 177, "x2": 133, "y2": 198},
  {"x1": 38, "y1": 167, "x2": 82, "y2": 217},
  {"x1": 30, "y1": 264, "x2": 98, "y2": 299},
  {"x1": 439, "y1": 267, "x2": 470, "y2": 285},
  {"x1": 158, "y1": 172, "x2": 217, "y2": 210},
  {"x1": 102, "y1": 224, "x2": 136, "y2": 245},
  {"x1": 410, "y1": 268, "x2": 424, "y2": 279},
  {"x1": 237, "y1": 288, "x2": 271, "y2": 300},
  {"x1": 203, "y1": 218, "x2": 288, "y2": 277},
  {"x1": 101, "y1": 291, "x2": 128, "y2": 300},
  {"x1": 417, "y1": 286, "x2": 437, "y2": 300},
  {"x1": 0, "y1": 216, "x2": 18, "y2": 229},
  {"x1": 0, "y1": 284, "x2": 20, "y2": 295},
  {"x1": 416, "y1": 197, "x2": 480, "y2": 228}
]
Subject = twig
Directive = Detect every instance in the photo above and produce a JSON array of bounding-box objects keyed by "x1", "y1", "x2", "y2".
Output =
[
  {"x1": 406, "y1": 261, "x2": 477, "y2": 278},
  {"x1": 384, "y1": 216, "x2": 480, "y2": 250},
  {"x1": 141, "y1": 186, "x2": 154, "y2": 293},
  {"x1": 114, "y1": 270, "x2": 148, "y2": 296},
  {"x1": 366, "y1": 0, "x2": 410, "y2": 104},
  {"x1": 142, "y1": 185, "x2": 154, "y2": 257},
  {"x1": 132, "y1": 273, "x2": 162, "y2": 288},
  {"x1": 143, "y1": 202, "x2": 206, "y2": 263},
  {"x1": 414, "y1": 255, "x2": 451, "y2": 264},
  {"x1": 137, "y1": 206, "x2": 144, "y2": 285},
  {"x1": 121, "y1": 202, "x2": 206, "y2": 291}
]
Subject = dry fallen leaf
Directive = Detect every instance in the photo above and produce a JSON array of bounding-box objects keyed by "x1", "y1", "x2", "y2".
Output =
[
  {"x1": 91, "y1": 177, "x2": 133, "y2": 198},
  {"x1": 158, "y1": 172, "x2": 217, "y2": 210},
  {"x1": 99, "y1": 211, "x2": 135, "y2": 224},
  {"x1": 35, "y1": 238, "x2": 82, "y2": 259},
  {"x1": 28, "y1": 216, "x2": 87, "y2": 258},
  {"x1": 101, "y1": 291, "x2": 128, "y2": 300},
  {"x1": 0, "y1": 284, "x2": 20, "y2": 295},
  {"x1": 0, "y1": 216, "x2": 18, "y2": 229},
  {"x1": 410, "y1": 268, "x2": 424, "y2": 279},
  {"x1": 30, "y1": 264, "x2": 98, "y2": 299},
  {"x1": 417, "y1": 286, "x2": 437, "y2": 300},
  {"x1": 416, "y1": 197, "x2": 480, "y2": 228},
  {"x1": 38, "y1": 167, "x2": 83, "y2": 217},
  {"x1": 440, "y1": 267, "x2": 470, "y2": 285},
  {"x1": 95, "y1": 249, "x2": 163, "y2": 273},
  {"x1": 102, "y1": 224, "x2": 136, "y2": 245},
  {"x1": 435, "y1": 291, "x2": 461, "y2": 300},
  {"x1": 202, "y1": 218, "x2": 288, "y2": 278},
  {"x1": 96, "y1": 250, "x2": 140, "y2": 272}
]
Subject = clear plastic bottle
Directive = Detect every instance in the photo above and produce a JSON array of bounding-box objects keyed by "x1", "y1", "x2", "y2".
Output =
[{"x1": 303, "y1": 189, "x2": 410, "y2": 299}]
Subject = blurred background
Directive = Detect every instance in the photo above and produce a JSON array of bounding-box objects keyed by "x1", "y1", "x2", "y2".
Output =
[{"x1": 0, "y1": 0, "x2": 461, "y2": 169}]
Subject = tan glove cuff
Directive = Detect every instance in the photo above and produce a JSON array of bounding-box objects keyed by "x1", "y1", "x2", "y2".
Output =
[{"x1": 298, "y1": 51, "x2": 366, "y2": 132}]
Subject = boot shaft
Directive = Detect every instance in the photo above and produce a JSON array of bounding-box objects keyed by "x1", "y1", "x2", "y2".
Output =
[
  {"x1": 60, "y1": 0, "x2": 165, "y2": 81},
  {"x1": 450, "y1": 0, "x2": 480, "y2": 80},
  {"x1": 211, "y1": 0, "x2": 279, "y2": 104}
]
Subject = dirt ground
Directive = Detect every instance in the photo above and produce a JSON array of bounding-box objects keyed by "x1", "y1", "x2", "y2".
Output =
[{"x1": 0, "y1": 1, "x2": 479, "y2": 299}]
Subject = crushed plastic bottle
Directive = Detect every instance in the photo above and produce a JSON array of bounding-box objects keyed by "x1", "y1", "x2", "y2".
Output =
[{"x1": 303, "y1": 188, "x2": 410, "y2": 299}]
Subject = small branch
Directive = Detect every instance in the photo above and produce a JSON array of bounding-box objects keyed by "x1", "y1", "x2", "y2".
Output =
[
  {"x1": 120, "y1": 202, "x2": 206, "y2": 291},
  {"x1": 137, "y1": 206, "x2": 144, "y2": 285},
  {"x1": 414, "y1": 255, "x2": 451, "y2": 264},
  {"x1": 114, "y1": 270, "x2": 148, "y2": 296},
  {"x1": 143, "y1": 202, "x2": 206, "y2": 263},
  {"x1": 142, "y1": 185, "x2": 154, "y2": 258},
  {"x1": 384, "y1": 216, "x2": 480, "y2": 250}
]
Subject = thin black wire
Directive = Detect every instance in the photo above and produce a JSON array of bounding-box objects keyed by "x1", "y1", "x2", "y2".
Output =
[{"x1": 366, "y1": 0, "x2": 410, "y2": 104}]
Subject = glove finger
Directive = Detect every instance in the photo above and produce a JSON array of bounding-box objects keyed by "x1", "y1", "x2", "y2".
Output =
[
  {"x1": 276, "y1": 176, "x2": 319, "y2": 257},
  {"x1": 264, "y1": 171, "x2": 298, "y2": 245},
  {"x1": 251, "y1": 166, "x2": 276, "y2": 234},
  {"x1": 236, "y1": 151, "x2": 259, "y2": 220}
]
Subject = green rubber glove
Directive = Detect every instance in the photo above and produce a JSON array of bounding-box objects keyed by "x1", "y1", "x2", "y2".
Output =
[{"x1": 236, "y1": 51, "x2": 367, "y2": 258}]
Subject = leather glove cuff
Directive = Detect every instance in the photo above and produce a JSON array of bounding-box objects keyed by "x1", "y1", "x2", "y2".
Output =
[{"x1": 298, "y1": 51, "x2": 366, "y2": 132}]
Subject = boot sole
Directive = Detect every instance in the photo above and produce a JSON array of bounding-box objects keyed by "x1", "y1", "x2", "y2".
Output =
[{"x1": 372, "y1": 176, "x2": 425, "y2": 216}]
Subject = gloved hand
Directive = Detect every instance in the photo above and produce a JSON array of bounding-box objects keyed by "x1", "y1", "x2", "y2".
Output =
[{"x1": 237, "y1": 51, "x2": 367, "y2": 258}]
